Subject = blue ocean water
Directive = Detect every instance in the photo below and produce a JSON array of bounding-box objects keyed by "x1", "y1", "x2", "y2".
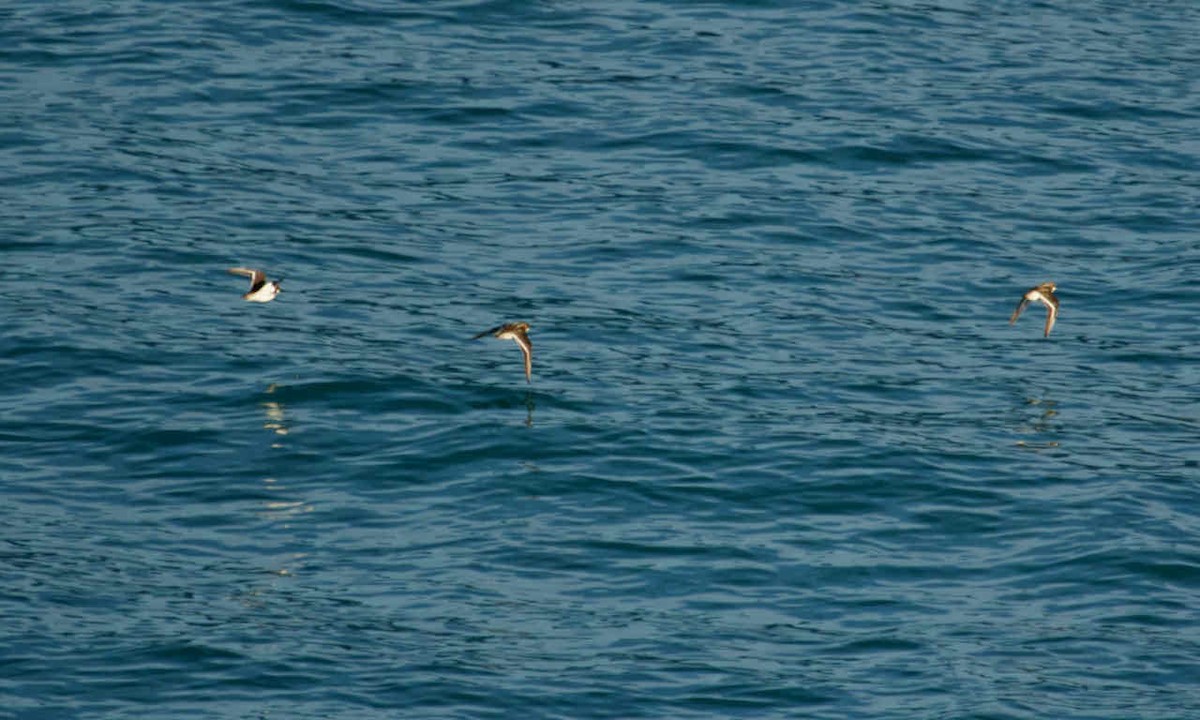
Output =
[{"x1": 3, "y1": 1, "x2": 1199, "y2": 717}]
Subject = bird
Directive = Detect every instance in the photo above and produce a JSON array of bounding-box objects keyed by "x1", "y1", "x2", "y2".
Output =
[
  {"x1": 472, "y1": 322, "x2": 533, "y2": 382},
  {"x1": 1009, "y1": 282, "x2": 1059, "y2": 338},
  {"x1": 228, "y1": 267, "x2": 282, "y2": 303}
]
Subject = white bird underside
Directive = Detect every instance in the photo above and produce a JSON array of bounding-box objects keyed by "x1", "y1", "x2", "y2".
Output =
[{"x1": 228, "y1": 267, "x2": 281, "y2": 302}]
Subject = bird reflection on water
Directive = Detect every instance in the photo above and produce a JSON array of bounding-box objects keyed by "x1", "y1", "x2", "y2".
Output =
[
  {"x1": 261, "y1": 384, "x2": 289, "y2": 447},
  {"x1": 1014, "y1": 396, "x2": 1061, "y2": 449}
]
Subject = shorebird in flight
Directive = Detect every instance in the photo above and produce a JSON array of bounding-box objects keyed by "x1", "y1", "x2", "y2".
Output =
[
  {"x1": 1009, "y1": 282, "x2": 1059, "y2": 338},
  {"x1": 228, "y1": 267, "x2": 282, "y2": 303},
  {"x1": 472, "y1": 322, "x2": 533, "y2": 382}
]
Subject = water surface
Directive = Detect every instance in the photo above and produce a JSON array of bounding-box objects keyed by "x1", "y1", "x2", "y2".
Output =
[{"x1": 3, "y1": 1, "x2": 1199, "y2": 717}]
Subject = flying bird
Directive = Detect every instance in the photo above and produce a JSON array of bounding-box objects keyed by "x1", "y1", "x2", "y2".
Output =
[
  {"x1": 228, "y1": 267, "x2": 282, "y2": 303},
  {"x1": 1009, "y1": 282, "x2": 1059, "y2": 338},
  {"x1": 473, "y1": 322, "x2": 533, "y2": 382}
]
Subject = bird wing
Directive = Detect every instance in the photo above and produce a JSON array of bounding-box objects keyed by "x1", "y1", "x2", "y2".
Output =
[
  {"x1": 1043, "y1": 303, "x2": 1057, "y2": 337},
  {"x1": 229, "y1": 267, "x2": 266, "y2": 292},
  {"x1": 1009, "y1": 298, "x2": 1029, "y2": 325},
  {"x1": 514, "y1": 332, "x2": 532, "y2": 382},
  {"x1": 472, "y1": 325, "x2": 502, "y2": 340}
]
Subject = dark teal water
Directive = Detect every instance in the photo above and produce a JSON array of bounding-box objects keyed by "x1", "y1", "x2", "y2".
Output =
[{"x1": 4, "y1": 2, "x2": 1199, "y2": 717}]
